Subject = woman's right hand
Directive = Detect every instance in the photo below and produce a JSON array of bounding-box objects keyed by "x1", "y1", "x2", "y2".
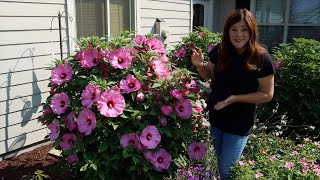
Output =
[{"x1": 191, "y1": 47, "x2": 204, "y2": 68}]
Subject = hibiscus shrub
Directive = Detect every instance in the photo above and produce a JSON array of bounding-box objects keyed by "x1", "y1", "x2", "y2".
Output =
[
  {"x1": 168, "y1": 27, "x2": 222, "y2": 79},
  {"x1": 39, "y1": 32, "x2": 209, "y2": 179}
]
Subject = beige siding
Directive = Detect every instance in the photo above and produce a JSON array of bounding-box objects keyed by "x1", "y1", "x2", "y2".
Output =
[
  {"x1": 139, "y1": 0, "x2": 191, "y2": 46},
  {"x1": 0, "y1": 0, "x2": 69, "y2": 158}
]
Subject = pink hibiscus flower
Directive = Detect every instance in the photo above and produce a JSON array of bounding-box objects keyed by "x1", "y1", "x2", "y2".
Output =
[
  {"x1": 120, "y1": 132, "x2": 140, "y2": 149},
  {"x1": 119, "y1": 74, "x2": 141, "y2": 93},
  {"x1": 151, "y1": 60, "x2": 171, "y2": 79},
  {"x1": 96, "y1": 90, "x2": 125, "y2": 117},
  {"x1": 77, "y1": 49, "x2": 100, "y2": 68},
  {"x1": 174, "y1": 98, "x2": 192, "y2": 119},
  {"x1": 51, "y1": 63, "x2": 72, "y2": 85},
  {"x1": 60, "y1": 133, "x2": 77, "y2": 151},
  {"x1": 169, "y1": 89, "x2": 184, "y2": 99},
  {"x1": 140, "y1": 125, "x2": 161, "y2": 149},
  {"x1": 81, "y1": 83, "x2": 101, "y2": 108},
  {"x1": 158, "y1": 54, "x2": 169, "y2": 62},
  {"x1": 145, "y1": 37, "x2": 165, "y2": 54},
  {"x1": 108, "y1": 48, "x2": 132, "y2": 69},
  {"x1": 66, "y1": 154, "x2": 79, "y2": 164},
  {"x1": 188, "y1": 142, "x2": 207, "y2": 160},
  {"x1": 186, "y1": 80, "x2": 201, "y2": 94},
  {"x1": 174, "y1": 49, "x2": 187, "y2": 58},
  {"x1": 144, "y1": 151, "x2": 153, "y2": 161},
  {"x1": 47, "y1": 119, "x2": 60, "y2": 141},
  {"x1": 65, "y1": 111, "x2": 77, "y2": 131},
  {"x1": 133, "y1": 35, "x2": 147, "y2": 46},
  {"x1": 50, "y1": 92, "x2": 70, "y2": 115},
  {"x1": 150, "y1": 148, "x2": 172, "y2": 171},
  {"x1": 161, "y1": 105, "x2": 173, "y2": 116},
  {"x1": 76, "y1": 108, "x2": 96, "y2": 136}
]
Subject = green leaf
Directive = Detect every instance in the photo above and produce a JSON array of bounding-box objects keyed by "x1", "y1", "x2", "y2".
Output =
[
  {"x1": 90, "y1": 164, "x2": 98, "y2": 171},
  {"x1": 109, "y1": 122, "x2": 119, "y2": 130},
  {"x1": 150, "y1": 83, "x2": 161, "y2": 88},
  {"x1": 80, "y1": 164, "x2": 88, "y2": 171},
  {"x1": 120, "y1": 114, "x2": 129, "y2": 119}
]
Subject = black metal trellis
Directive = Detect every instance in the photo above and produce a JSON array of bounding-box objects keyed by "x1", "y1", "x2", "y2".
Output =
[
  {"x1": 51, "y1": 11, "x2": 73, "y2": 60},
  {"x1": 58, "y1": 11, "x2": 63, "y2": 60}
]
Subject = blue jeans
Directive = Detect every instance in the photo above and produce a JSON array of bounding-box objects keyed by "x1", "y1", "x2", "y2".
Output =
[{"x1": 211, "y1": 127, "x2": 248, "y2": 180}]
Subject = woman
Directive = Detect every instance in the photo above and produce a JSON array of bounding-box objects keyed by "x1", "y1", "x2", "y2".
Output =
[{"x1": 191, "y1": 9, "x2": 275, "y2": 179}]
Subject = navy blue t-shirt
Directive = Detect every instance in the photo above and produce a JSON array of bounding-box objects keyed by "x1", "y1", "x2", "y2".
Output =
[{"x1": 208, "y1": 44, "x2": 275, "y2": 136}]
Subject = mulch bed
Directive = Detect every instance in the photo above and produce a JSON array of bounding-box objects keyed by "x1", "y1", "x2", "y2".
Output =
[{"x1": 0, "y1": 143, "x2": 65, "y2": 180}]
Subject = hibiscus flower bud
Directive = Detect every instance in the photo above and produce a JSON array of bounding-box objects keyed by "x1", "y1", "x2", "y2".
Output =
[
  {"x1": 136, "y1": 116, "x2": 142, "y2": 121},
  {"x1": 136, "y1": 92, "x2": 144, "y2": 102},
  {"x1": 159, "y1": 116, "x2": 167, "y2": 127}
]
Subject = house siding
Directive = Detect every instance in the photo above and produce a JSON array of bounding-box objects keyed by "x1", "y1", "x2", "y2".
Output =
[
  {"x1": 0, "y1": 0, "x2": 69, "y2": 159},
  {"x1": 139, "y1": 0, "x2": 191, "y2": 47}
]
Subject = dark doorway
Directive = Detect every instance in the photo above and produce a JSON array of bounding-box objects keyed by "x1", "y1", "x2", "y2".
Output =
[{"x1": 236, "y1": 0, "x2": 250, "y2": 10}]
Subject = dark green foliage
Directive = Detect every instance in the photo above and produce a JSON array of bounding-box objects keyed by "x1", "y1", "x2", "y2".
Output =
[{"x1": 257, "y1": 38, "x2": 320, "y2": 139}]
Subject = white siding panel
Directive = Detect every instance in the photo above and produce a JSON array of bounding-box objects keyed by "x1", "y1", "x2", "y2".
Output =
[
  {"x1": 0, "y1": 127, "x2": 48, "y2": 155},
  {"x1": 169, "y1": 27, "x2": 190, "y2": 35},
  {"x1": 140, "y1": 18, "x2": 190, "y2": 27},
  {"x1": 0, "y1": 17, "x2": 67, "y2": 31},
  {"x1": 2, "y1": 0, "x2": 64, "y2": 3},
  {"x1": 0, "y1": 68, "x2": 50, "y2": 87},
  {"x1": 0, "y1": 2, "x2": 66, "y2": 16},
  {"x1": 0, "y1": 80, "x2": 50, "y2": 102},
  {"x1": 140, "y1": 1, "x2": 189, "y2": 11},
  {"x1": 0, "y1": 93, "x2": 48, "y2": 115},
  {"x1": 0, "y1": 57, "x2": 52, "y2": 73},
  {"x1": 146, "y1": 0, "x2": 190, "y2": 5},
  {"x1": 0, "y1": 92, "x2": 49, "y2": 116},
  {"x1": 168, "y1": 34, "x2": 188, "y2": 43},
  {"x1": 0, "y1": 30, "x2": 67, "y2": 45},
  {"x1": 0, "y1": 105, "x2": 44, "y2": 128},
  {"x1": 0, "y1": 119, "x2": 45, "y2": 142},
  {"x1": 0, "y1": 42, "x2": 68, "y2": 60},
  {"x1": 140, "y1": 9, "x2": 189, "y2": 19}
]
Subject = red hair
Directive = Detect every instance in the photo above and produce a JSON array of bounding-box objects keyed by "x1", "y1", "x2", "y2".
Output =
[{"x1": 217, "y1": 8, "x2": 266, "y2": 71}]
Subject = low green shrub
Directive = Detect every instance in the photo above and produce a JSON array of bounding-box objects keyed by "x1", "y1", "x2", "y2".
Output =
[{"x1": 257, "y1": 38, "x2": 320, "y2": 139}]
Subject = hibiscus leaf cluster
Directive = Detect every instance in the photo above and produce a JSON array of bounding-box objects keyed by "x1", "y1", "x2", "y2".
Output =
[
  {"x1": 168, "y1": 27, "x2": 222, "y2": 79},
  {"x1": 39, "y1": 32, "x2": 210, "y2": 179}
]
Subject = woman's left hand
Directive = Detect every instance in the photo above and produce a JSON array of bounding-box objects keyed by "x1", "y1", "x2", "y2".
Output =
[{"x1": 214, "y1": 95, "x2": 236, "y2": 110}]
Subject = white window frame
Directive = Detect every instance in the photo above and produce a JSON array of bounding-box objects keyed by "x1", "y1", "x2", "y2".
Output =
[
  {"x1": 251, "y1": 0, "x2": 320, "y2": 45},
  {"x1": 66, "y1": 0, "x2": 138, "y2": 53}
]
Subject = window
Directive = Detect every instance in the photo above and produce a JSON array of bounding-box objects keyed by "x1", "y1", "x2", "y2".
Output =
[
  {"x1": 75, "y1": 0, "x2": 135, "y2": 38},
  {"x1": 254, "y1": 0, "x2": 320, "y2": 50},
  {"x1": 76, "y1": 0, "x2": 106, "y2": 38},
  {"x1": 193, "y1": 4, "x2": 204, "y2": 30}
]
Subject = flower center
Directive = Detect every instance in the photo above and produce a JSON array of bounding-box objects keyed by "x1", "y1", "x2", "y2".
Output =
[
  {"x1": 68, "y1": 139, "x2": 74, "y2": 144},
  {"x1": 194, "y1": 147, "x2": 200, "y2": 152},
  {"x1": 179, "y1": 106, "x2": 184, "y2": 112},
  {"x1": 129, "y1": 140, "x2": 134, "y2": 144},
  {"x1": 86, "y1": 118, "x2": 91, "y2": 125},
  {"x1": 147, "y1": 134, "x2": 152, "y2": 140},
  {"x1": 91, "y1": 93, "x2": 96, "y2": 100},
  {"x1": 60, "y1": 101, "x2": 65, "y2": 107},
  {"x1": 129, "y1": 83, "x2": 135, "y2": 88},
  {"x1": 107, "y1": 101, "x2": 114, "y2": 108},
  {"x1": 60, "y1": 73, "x2": 66, "y2": 79},
  {"x1": 118, "y1": 58, "x2": 123, "y2": 64},
  {"x1": 93, "y1": 58, "x2": 99, "y2": 63},
  {"x1": 157, "y1": 157, "x2": 163, "y2": 163}
]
